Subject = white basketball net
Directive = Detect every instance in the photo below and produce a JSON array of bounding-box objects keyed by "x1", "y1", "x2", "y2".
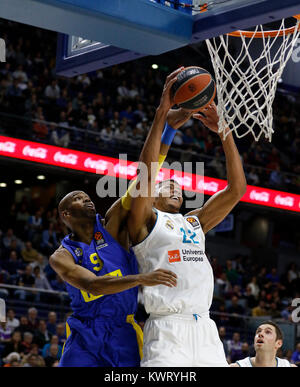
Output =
[{"x1": 206, "y1": 18, "x2": 300, "y2": 142}]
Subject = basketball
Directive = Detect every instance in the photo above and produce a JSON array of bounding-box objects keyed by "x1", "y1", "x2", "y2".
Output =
[{"x1": 171, "y1": 66, "x2": 216, "y2": 111}]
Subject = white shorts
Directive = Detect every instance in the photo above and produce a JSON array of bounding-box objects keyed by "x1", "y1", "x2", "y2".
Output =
[{"x1": 141, "y1": 312, "x2": 229, "y2": 367}]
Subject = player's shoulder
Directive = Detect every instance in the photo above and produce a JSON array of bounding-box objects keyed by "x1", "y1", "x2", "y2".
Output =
[
  {"x1": 49, "y1": 245, "x2": 77, "y2": 278},
  {"x1": 50, "y1": 245, "x2": 72, "y2": 264},
  {"x1": 277, "y1": 357, "x2": 296, "y2": 367},
  {"x1": 231, "y1": 357, "x2": 252, "y2": 367}
]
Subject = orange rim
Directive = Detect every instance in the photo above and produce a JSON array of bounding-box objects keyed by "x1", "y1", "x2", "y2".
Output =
[{"x1": 227, "y1": 15, "x2": 300, "y2": 38}]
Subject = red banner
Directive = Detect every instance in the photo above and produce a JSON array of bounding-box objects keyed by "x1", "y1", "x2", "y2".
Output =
[{"x1": 0, "y1": 136, "x2": 299, "y2": 213}]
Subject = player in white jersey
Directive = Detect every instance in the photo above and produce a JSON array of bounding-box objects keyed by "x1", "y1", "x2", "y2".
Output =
[
  {"x1": 230, "y1": 321, "x2": 297, "y2": 367},
  {"x1": 128, "y1": 94, "x2": 247, "y2": 366}
]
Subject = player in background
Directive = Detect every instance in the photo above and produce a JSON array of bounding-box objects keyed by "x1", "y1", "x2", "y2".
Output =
[
  {"x1": 49, "y1": 68, "x2": 193, "y2": 367},
  {"x1": 127, "y1": 101, "x2": 247, "y2": 367},
  {"x1": 230, "y1": 321, "x2": 297, "y2": 367}
]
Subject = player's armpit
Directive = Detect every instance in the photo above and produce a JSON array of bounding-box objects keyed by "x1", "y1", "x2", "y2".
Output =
[
  {"x1": 105, "y1": 197, "x2": 128, "y2": 223},
  {"x1": 127, "y1": 205, "x2": 157, "y2": 245}
]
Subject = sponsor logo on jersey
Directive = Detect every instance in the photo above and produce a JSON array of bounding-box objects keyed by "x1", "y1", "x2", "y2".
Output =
[
  {"x1": 185, "y1": 216, "x2": 201, "y2": 230},
  {"x1": 182, "y1": 249, "x2": 204, "y2": 262},
  {"x1": 165, "y1": 220, "x2": 174, "y2": 230},
  {"x1": 74, "y1": 247, "x2": 83, "y2": 257},
  {"x1": 94, "y1": 231, "x2": 108, "y2": 249},
  {"x1": 168, "y1": 249, "x2": 181, "y2": 263}
]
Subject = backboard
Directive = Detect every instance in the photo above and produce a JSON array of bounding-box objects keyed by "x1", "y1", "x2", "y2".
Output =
[{"x1": 1, "y1": 0, "x2": 299, "y2": 76}]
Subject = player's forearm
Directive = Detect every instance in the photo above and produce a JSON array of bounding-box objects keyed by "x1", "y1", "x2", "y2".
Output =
[
  {"x1": 220, "y1": 130, "x2": 247, "y2": 196},
  {"x1": 87, "y1": 275, "x2": 140, "y2": 295},
  {"x1": 120, "y1": 137, "x2": 168, "y2": 211},
  {"x1": 87, "y1": 274, "x2": 144, "y2": 295},
  {"x1": 136, "y1": 106, "x2": 168, "y2": 196},
  {"x1": 159, "y1": 143, "x2": 169, "y2": 157},
  {"x1": 139, "y1": 106, "x2": 168, "y2": 169}
]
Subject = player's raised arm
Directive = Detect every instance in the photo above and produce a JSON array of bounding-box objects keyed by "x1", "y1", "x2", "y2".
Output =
[
  {"x1": 127, "y1": 69, "x2": 185, "y2": 244},
  {"x1": 50, "y1": 247, "x2": 177, "y2": 295},
  {"x1": 186, "y1": 103, "x2": 247, "y2": 234},
  {"x1": 104, "y1": 68, "x2": 192, "y2": 249},
  {"x1": 104, "y1": 106, "x2": 191, "y2": 248}
]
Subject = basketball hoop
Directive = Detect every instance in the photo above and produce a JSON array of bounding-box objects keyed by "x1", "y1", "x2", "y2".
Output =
[{"x1": 206, "y1": 15, "x2": 300, "y2": 142}]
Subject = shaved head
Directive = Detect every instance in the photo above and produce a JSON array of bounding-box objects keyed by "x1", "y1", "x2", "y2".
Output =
[
  {"x1": 58, "y1": 190, "x2": 96, "y2": 230},
  {"x1": 58, "y1": 190, "x2": 96, "y2": 231}
]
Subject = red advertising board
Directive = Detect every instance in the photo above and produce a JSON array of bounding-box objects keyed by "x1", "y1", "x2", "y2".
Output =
[{"x1": 0, "y1": 136, "x2": 299, "y2": 213}]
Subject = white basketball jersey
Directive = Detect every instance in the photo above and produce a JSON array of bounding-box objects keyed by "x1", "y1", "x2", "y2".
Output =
[
  {"x1": 236, "y1": 357, "x2": 292, "y2": 367},
  {"x1": 131, "y1": 208, "x2": 214, "y2": 315}
]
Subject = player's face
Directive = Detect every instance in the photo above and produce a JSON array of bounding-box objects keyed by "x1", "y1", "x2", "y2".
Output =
[
  {"x1": 154, "y1": 181, "x2": 183, "y2": 213},
  {"x1": 254, "y1": 324, "x2": 282, "y2": 353},
  {"x1": 67, "y1": 192, "x2": 96, "y2": 220}
]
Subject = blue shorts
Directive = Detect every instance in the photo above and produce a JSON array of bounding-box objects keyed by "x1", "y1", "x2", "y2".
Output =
[{"x1": 59, "y1": 314, "x2": 143, "y2": 367}]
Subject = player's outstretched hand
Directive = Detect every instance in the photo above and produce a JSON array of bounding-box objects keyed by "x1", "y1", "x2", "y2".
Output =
[
  {"x1": 193, "y1": 102, "x2": 219, "y2": 133},
  {"x1": 158, "y1": 67, "x2": 184, "y2": 113},
  {"x1": 167, "y1": 108, "x2": 193, "y2": 130},
  {"x1": 140, "y1": 269, "x2": 177, "y2": 288}
]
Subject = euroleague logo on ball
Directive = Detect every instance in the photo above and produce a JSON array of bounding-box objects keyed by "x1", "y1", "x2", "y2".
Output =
[{"x1": 188, "y1": 83, "x2": 196, "y2": 93}]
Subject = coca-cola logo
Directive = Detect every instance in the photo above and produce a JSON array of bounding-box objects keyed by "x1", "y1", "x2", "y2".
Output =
[
  {"x1": 170, "y1": 174, "x2": 192, "y2": 188},
  {"x1": 84, "y1": 157, "x2": 108, "y2": 171},
  {"x1": 114, "y1": 163, "x2": 137, "y2": 177},
  {"x1": 274, "y1": 195, "x2": 294, "y2": 207},
  {"x1": 54, "y1": 151, "x2": 78, "y2": 165},
  {"x1": 205, "y1": 181, "x2": 219, "y2": 193},
  {"x1": 249, "y1": 190, "x2": 270, "y2": 202},
  {"x1": 197, "y1": 180, "x2": 219, "y2": 193},
  {"x1": 0, "y1": 141, "x2": 16, "y2": 153},
  {"x1": 22, "y1": 145, "x2": 47, "y2": 159}
]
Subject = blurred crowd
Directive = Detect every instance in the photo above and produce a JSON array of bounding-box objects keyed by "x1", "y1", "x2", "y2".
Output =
[
  {"x1": 0, "y1": 308, "x2": 67, "y2": 367},
  {"x1": 0, "y1": 197, "x2": 68, "y2": 301},
  {"x1": 211, "y1": 255, "x2": 300, "y2": 323},
  {"x1": 0, "y1": 20, "x2": 300, "y2": 194}
]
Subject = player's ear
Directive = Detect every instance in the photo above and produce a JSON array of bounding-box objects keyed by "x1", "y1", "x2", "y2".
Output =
[
  {"x1": 61, "y1": 210, "x2": 70, "y2": 219},
  {"x1": 275, "y1": 339, "x2": 283, "y2": 351}
]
